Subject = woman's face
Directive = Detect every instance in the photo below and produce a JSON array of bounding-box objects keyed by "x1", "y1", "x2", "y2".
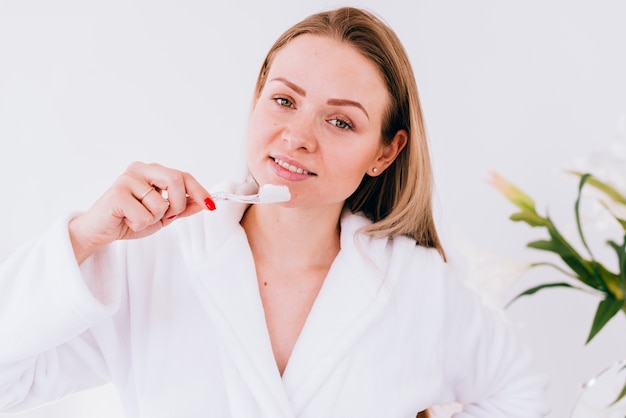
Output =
[{"x1": 246, "y1": 34, "x2": 397, "y2": 210}]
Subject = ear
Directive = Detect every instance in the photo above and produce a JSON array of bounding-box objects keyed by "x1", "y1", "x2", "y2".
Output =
[{"x1": 369, "y1": 130, "x2": 408, "y2": 176}]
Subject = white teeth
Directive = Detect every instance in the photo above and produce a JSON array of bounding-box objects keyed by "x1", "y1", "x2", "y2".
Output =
[{"x1": 273, "y1": 158, "x2": 311, "y2": 175}]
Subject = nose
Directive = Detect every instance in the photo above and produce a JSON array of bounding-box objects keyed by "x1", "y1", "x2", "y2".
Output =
[{"x1": 282, "y1": 111, "x2": 318, "y2": 152}]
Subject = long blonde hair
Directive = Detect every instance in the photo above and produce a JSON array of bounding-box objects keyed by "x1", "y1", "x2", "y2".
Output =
[{"x1": 254, "y1": 7, "x2": 444, "y2": 259}]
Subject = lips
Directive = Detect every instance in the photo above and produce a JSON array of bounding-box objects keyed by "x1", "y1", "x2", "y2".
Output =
[{"x1": 271, "y1": 157, "x2": 316, "y2": 176}]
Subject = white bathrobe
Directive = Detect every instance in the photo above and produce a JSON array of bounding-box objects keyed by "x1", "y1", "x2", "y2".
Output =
[{"x1": 0, "y1": 184, "x2": 548, "y2": 417}]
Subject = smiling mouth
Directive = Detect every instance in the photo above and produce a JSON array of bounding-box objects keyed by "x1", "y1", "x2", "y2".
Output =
[{"x1": 271, "y1": 157, "x2": 316, "y2": 176}]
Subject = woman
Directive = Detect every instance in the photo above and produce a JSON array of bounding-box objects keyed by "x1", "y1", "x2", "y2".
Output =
[{"x1": 0, "y1": 7, "x2": 547, "y2": 417}]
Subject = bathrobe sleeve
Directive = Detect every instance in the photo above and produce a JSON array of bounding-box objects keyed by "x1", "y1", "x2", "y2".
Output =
[
  {"x1": 0, "y1": 214, "x2": 125, "y2": 413},
  {"x1": 438, "y1": 266, "x2": 549, "y2": 417}
]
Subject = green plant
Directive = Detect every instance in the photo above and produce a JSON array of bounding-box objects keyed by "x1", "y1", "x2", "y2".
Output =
[{"x1": 489, "y1": 171, "x2": 626, "y2": 403}]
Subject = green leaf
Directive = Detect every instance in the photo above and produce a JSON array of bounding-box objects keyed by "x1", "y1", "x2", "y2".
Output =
[
  {"x1": 505, "y1": 282, "x2": 577, "y2": 308},
  {"x1": 527, "y1": 232, "x2": 606, "y2": 291},
  {"x1": 547, "y1": 225, "x2": 609, "y2": 292},
  {"x1": 589, "y1": 261, "x2": 623, "y2": 299},
  {"x1": 586, "y1": 297, "x2": 624, "y2": 344},
  {"x1": 574, "y1": 174, "x2": 595, "y2": 260},
  {"x1": 599, "y1": 200, "x2": 626, "y2": 233},
  {"x1": 568, "y1": 171, "x2": 626, "y2": 206},
  {"x1": 616, "y1": 217, "x2": 626, "y2": 231},
  {"x1": 610, "y1": 367, "x2": 626, "y2": 405},
  {"x1": 510, "y1": 211, "x2": 548, "y2": 227},
  {"x1": 526, "y1": 240, "x2": 563, "y2": 251},
  {"x1": 607, "y1": 237, "x2": 626, "y2": 300},
  {"x1": 527, "y1": 239, "x2": 557, "y2": 251},
  {"x1": 529, "y1": 261, "x2": 578, "y2": 279},
  {"x1": 615, "y1": 217, "x2": 626, "y2": 232}
]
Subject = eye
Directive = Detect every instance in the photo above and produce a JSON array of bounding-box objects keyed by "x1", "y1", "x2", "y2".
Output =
[
  {"x1": 328, "y1": 117, "x2": 354, "y2": 130},
  {"x1": 273, "y1": 97, "x2": 294, "y2": 108}
]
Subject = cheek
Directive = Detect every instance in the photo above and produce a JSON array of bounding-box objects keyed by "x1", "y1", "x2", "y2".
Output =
[
  {"x1": 343, "y1": 145, "x2": 381, "y2": 175},
  {"x1": 245, "y1": 109, "x2": 278, "y2": 168},
  {"x1": 247, "y1": 106, "x2": 276, "y2": 143},
  {"x1": 244, "y1": 120, "x2": 260, "y2": 168},
  {"x1": 245, "y1": 112, "x2": 265, "y2": 151}
]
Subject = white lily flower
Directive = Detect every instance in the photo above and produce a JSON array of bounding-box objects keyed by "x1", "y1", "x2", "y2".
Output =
[
  {"x1": 448, "y1": 231, "x2": 531, "y2": 310},
  {"x1": 562, "y1": 113, "x2": 626, "y2": 231}
]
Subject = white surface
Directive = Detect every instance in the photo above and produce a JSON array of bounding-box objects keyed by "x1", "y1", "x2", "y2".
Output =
[{"x1": 1, "y1": 0, "x2": 625, "y2": 417}]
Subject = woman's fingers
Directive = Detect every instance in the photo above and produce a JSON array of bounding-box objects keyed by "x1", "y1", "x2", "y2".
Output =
[
  {"x1": 136, "y1": 186, "x2": 157, "y2": 202},
  {"x1": 100, "y1": 162, "x2": 213, "y2": 236},
  {"x1": 122, "y1": 190, "x2": 166, "y2": 232},
  {"x1": 70, "y1": 162, "x2": 214, "y2": 265},
  {"x1": 177, "y1": 171, "x2": 215, "y2": 218},
  {"x1": 125, "y1": 162, "x2": 214, "y2": 222}
]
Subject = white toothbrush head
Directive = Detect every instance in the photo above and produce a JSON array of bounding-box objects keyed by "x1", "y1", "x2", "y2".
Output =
[{"x1": 258, "y1": 184, "x2": 291, "y2": 203}]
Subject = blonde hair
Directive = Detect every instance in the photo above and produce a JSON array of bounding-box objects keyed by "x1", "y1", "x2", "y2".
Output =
[{"x1": 254, "y1": 7, "x2": 445, "y2": 258}]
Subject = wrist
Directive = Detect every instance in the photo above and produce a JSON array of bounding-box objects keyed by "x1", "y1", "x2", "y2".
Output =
[{"x1": 68, "y1": 215, "x2": 100, "y2": 265}]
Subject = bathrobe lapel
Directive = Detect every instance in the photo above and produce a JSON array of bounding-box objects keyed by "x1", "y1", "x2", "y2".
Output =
[
  {"x1": 180, "y1": 190, "x2": 393, "y2": 417},
  {"x1": 179, "y1": 195, "x2": 295, "y2": 417},
  {"x1": 281, "y1": 211, "x2": 394, "y2": 415}
]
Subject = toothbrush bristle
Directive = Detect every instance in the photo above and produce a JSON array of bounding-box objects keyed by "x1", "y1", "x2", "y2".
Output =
[{"x1": 258, "y1": 184, "x2": 291, "y2": 203}]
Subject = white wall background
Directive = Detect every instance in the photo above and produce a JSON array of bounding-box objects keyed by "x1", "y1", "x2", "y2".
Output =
[{"x1": 1, "y1": 0, "x2": 625, "y2": 417}]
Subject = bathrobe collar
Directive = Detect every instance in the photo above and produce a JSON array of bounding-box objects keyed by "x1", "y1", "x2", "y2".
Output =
[{"x1": 178, "y1": 183, "x2": 395, "y2": 416}]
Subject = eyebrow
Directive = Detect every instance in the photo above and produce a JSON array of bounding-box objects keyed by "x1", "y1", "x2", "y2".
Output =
[
  {"x1": 270, "y1": 77, "x2": 306, "y2": 96},
  {"x1": 269, "y1": 77, "x2": 369, "y2": 120},
  {"x1": 327, "y1": 98, "x2": 369, "y2": 120}
]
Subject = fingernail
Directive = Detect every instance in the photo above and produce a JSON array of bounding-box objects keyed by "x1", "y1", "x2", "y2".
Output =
[
  {"x1": 166, "y1": 214, "x2": 177, "y2": 220},
  {"x1": 204, "y1": 197, "x2": 216, "y2": 211}
]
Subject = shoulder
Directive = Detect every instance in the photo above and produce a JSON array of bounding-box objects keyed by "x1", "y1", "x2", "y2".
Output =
[
  {"x1": 340, "y1": 210, "x2": 447, "y2": 283},
  {"x1": 341, "y1": 212, "x2": 486, "y2": 314}
]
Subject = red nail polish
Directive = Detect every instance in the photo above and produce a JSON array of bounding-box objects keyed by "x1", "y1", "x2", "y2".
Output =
[
  {"x1": 166, "y1": 215, "x2": 177, "y2": 220},
  {"x1": 204, "y1": 197, "x2": 216, "y2": 211}
]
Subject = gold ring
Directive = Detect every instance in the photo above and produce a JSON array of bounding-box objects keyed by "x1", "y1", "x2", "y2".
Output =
[{"x1": 139, "y1": 186, "x2": 155, "y2": 201}]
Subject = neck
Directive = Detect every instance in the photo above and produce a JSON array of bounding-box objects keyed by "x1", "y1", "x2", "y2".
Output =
[{"x1": 241, "y1": 204, "x2": 343, "y2": 270}]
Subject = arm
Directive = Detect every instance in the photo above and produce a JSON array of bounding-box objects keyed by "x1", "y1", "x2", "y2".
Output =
[
  {"x1": 440, "y1": 273, "x2": 549, "y2": 417},
  {"x1": 0, "y1": 216, "x2": 122, "y2": 412},
  {"x1": 0, "y1": 161, "x2": 213, "y2": 412}
]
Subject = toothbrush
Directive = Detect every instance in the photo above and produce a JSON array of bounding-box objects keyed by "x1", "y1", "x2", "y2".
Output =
[{"x1": 211, "y1": 184, "x2": 291, "y2": 204}]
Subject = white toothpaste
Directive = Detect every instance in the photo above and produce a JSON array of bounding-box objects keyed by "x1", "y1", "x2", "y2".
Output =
[{"x1": 258, "y1": 184, "x2": 291, "y2": 203}]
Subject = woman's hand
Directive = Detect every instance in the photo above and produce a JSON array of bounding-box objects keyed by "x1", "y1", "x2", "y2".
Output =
[{"x1": 69, "y1": 161, "x2": 214, "y2": 264}]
